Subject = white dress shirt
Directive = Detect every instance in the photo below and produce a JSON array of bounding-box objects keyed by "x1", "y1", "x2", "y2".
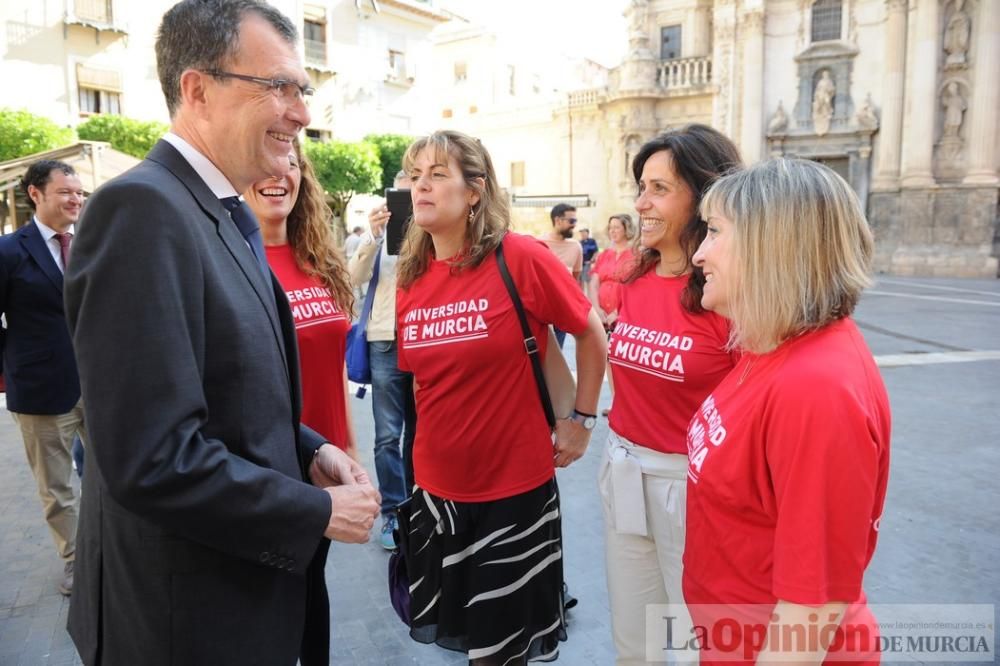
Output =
[{"x1": 161, "y1": 132, "x2": 240, "y2": 199}]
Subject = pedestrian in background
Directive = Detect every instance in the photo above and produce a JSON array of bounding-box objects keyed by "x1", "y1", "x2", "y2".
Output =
[
  {"x1": 245, "y1": 137, "x2": 357, "y2": 663},
  {"x1": 599, "y1": 125, "x2": 741, "y2": 664},
  {"x1": 686, "y1": 157, "x2": 890, "y2": 664},
  {"x1": 1, "y1": 159, "x2": 88, "y2": 597},
  {"x1": 588, "y1": 214, "x2": 637, "y2": 334},
  {"x1": 578, "y1": 226, "x2": 598, "y2": 288},
  {"x1": 350, "y1": 170, "x2": 413, "y2": 550},
  {"x1": 540, "y1": 203, "x2": 584, "y2": 348},
  {"x1": 344, "y1": 226, "x2": 364, "y2": 260},
  {"x1": 395, "y1": 129, "x2": 606, "y2": 663}
]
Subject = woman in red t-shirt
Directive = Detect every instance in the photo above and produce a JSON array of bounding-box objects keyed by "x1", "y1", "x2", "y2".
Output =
[
  {"x1": 685, "y1": 158, "x2": 891, "y2": 665},
  {"x1": 244, "y1": 139, "x2": 364, "y2": 666},
  {"x1": 395, "y1": 130, "x2": 607, "y2": 663},
  {"x1": 598, "y1": 125, "x2": 742, "y2": 664},
  {"x1": 588, "y1": 213, "x2": 637, "y2": 331}
]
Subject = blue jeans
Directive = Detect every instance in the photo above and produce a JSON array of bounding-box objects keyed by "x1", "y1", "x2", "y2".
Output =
[
  {"x1": 369, "y1": 340, "x2": 415, "y2": 515},
  {"x1": 72, "y1": 435, "x2": 85, "y2": 478},
  {"x1": 553, "y1": 327, "x2": 567, "y2": 348}
]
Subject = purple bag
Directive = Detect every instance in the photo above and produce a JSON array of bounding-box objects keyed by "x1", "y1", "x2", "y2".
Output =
[{"x1": 387, "y1": 497, "x2": 413, "y2": 626}]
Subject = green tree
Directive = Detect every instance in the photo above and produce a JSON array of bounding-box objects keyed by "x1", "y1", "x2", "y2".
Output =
[
  {"x1": 305, "y1": 139, "x2": 381, "y2": 241},
  {"x1": 77, "y1": 115, "x2": 169, "y2": 159},
  {"x1": 0, "y1": 108, "x2": 75, "y2": 162},
  {"x1": 364, "y1": 133, "x2": 413, "y2": 193}
]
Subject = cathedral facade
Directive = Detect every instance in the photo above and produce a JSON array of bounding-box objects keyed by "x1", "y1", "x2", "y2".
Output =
[{"x1": 490, "y1": 0, "x2": 998, "y2": 276}]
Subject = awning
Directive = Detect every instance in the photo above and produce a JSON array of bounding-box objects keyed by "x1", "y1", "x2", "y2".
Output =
[
  {"x1": 0, "y1": 141, "x2": 141, "y2": 195},
  {"x1": 511, "y1": 194, "x2": 594, "y2": 208}
]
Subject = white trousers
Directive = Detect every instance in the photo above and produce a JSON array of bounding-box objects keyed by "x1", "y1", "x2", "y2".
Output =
[{"x1": 598, "y1": 430, "x2": 694, "y2": 665}]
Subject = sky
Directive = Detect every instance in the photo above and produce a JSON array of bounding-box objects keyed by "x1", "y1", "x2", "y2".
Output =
[{"x1": 442, "y1": 0, "x2": 629, "y2": 68}]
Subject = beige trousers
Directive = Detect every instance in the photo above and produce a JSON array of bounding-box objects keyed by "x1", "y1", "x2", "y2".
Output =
[
  {"x1": 598, "y1": 430, "x2": 694, "y2": 665},
  {"x1": 10, "y1": 398, "x2": 87, "y2": 561}
]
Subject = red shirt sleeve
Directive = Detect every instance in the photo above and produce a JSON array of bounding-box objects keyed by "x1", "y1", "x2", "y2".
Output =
[
  {"x1": 508, "y1": 235, "x2": 591, "y2": 336},
  {"x1": 766, "y1": 378, "x2": 883, "y2": 604}
]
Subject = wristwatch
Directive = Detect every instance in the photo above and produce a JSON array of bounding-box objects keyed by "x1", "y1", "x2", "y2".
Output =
[{"x1": 570, "y1": 409, "x2": 597, "y2": 431}]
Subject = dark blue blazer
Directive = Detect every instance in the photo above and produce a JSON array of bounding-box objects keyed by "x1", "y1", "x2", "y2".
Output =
[{"x1": 0, "y1": 219, "x2": 81, "y2": 414}]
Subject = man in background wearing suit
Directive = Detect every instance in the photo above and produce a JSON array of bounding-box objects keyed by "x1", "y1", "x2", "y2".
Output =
[
  {"x1": 0, "y1": 159, "x2": 88, "y2": 597},
  {"x1": 63, "y1": 1, "x2": 380, "y2": 664}
]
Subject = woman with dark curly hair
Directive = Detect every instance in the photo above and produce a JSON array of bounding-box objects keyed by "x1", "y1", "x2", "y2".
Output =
[
  {"x1": 599, "y1": 125, "x2": 742, "y2": 664},
  {"x1": 245, "y1": 138, "x2": 365, "y2": 666}
]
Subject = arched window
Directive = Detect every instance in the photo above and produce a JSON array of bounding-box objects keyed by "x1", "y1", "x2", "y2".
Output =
[{"x1": 811, "y1": 0, "x2": 843, "y2": 42}]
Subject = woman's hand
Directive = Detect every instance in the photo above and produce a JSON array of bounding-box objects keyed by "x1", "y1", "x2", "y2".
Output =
[
  {"x1": 553, "y1": 418, "x2": 592, "y2": 468},
  {"x1": 367, "y1": 204, "x2": 390, "y2": 238},
  {"x1": 605, "y1": 309, "x2": 619, "y2": 328}
]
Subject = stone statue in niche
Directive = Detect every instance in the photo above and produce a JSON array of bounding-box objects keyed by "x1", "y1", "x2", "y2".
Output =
[
  {"x1": 624, "y1": 135, "x2": 641, "y2": 175},
  {"x1": 812, "y1": 70, "x2": 836, "y2": 136},
  {"x1": 944, "y1": 0, "x2": 971, "y2": 67},
  {"x1": 938, "y1": 81, "x2": 967, "y2": 163},
  {"x1": 941, "y1": 82, "x2": 967, "y2": 138},
  {"x1": 767, "y1": 101, "x2": 788, "y2": 134},
  {"x1": 628, "y1": 0, "x2": 648, "y2": 36},
  {"x1": 856, "y1": 93, "x2": 878, "y2": 130}
]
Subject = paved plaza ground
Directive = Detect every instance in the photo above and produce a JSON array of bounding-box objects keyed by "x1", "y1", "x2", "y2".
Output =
[{"x1": 0, "y1": 275, "x2": 998, "y2": 665}]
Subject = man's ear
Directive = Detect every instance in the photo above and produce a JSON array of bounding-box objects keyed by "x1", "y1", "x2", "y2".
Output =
[
  {"x1": 27, "y1": 184, "x2": 42, "y2": 208},
  {"x1": 179, "y1": 69, "x2": 209, "y2": 113}
]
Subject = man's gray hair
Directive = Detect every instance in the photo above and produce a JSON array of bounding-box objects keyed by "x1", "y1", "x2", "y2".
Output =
[{"x1": 156, "y1": 0, "x2": 298, "y2": 117}]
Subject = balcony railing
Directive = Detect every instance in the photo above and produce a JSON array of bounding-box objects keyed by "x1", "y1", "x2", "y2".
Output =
[
  {"x1": 567, "y1": 88, "x2": 607, "y2": 107},
  {"x1": 657, "y1": 56, "x2": 712, "y2": 90},
  {"x1": 74, "y1": 0, "x2": 113, "y2": 24},
  {"x1": 305, "y1": 39, "x2": 326, "y2": 66}
]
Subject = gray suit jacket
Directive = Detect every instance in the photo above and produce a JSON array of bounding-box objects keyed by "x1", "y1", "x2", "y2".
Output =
[{"x1": 64, "y1": 140, "x2": 331, "y2": 665}]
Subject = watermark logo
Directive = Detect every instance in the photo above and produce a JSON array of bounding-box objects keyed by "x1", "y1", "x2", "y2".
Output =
[{"x1": 644, "y1": 604, "x2": 995, "y2": 662}]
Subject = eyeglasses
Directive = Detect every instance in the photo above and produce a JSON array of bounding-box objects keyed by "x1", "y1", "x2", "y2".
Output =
[
  {"x1": 203, "y1": 70, "x2": 314, "y2": 102},
  {"x1": 565, "y1": 217, "x2": 578, "y2": 224}
]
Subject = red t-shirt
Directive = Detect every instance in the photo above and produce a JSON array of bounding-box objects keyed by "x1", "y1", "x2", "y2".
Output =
[
  {"x1": 396, "y1": 233, "x2": 591, "y2": 502},
  {"x1": 683, "y1": 318, "x2": 891, "y2": 665},
  {"x1": 266, "y1": 244, "x2": 351, "y2": 449},
  {"x1": 592, "y1": 247, "x2": 636, "y2": 314},
  {"x1": 608, "y1": 271, "x2": 735, "y2": 454}
]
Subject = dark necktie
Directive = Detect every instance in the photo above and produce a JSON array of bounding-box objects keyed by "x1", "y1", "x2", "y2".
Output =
[
  {"x1": 54, "y1": 232, "x2": 72, "y2": 272},
  {"x1": 220, "y1": 196, "x2": 270, "y2": 282}
]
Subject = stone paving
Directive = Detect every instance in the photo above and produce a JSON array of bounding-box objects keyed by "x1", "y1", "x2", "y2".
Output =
[{"x1": 1, "y1": 275, "x2": 998, "y2": 665}]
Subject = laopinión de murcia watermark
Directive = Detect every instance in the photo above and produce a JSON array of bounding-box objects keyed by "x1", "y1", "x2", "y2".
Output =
[{"x1": 644, "y1": 603, "x2": 995, "y2": 662}]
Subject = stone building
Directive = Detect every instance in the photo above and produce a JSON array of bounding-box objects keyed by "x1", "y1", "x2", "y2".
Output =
[
  {"x1": 0, "y1": 0, "x2": 447, "y2": 142},
  {"x1": 448, "y1": 0, "x2": 998, "y2": 277}
]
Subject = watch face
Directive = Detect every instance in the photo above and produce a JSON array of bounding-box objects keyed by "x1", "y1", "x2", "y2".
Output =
[{"x1": 584, "y1": 416, "x2": 597, "y2": 430}]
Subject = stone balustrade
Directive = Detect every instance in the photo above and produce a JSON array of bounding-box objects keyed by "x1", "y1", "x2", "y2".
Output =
[
  {"x1": 568, "y1": 88, "x2": 606, "y2": 108},
  {"x1": 657, "y1": 56, "x2": 712, "y2": 90}
]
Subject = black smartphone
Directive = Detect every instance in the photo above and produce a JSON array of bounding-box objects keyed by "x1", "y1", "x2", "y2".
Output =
[{"x1": 385, "y1": 188, "x2": 413, "y2": 256}]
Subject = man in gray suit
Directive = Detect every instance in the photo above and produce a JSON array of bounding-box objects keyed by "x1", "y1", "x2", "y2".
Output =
[{"x1": 63, "y1": 1, "x2": 380, "y2": 664}]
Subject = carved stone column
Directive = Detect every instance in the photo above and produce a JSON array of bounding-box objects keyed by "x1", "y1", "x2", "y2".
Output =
[
  {"x1": 900, "y1": 0, "x2": 939, "y2": 188},
  {"x1": 963, "y1": 0, "x2": 1000, "y2": 185},
  {"x1": 740, "y1": 10, "x2": 765, "y2": 163},
  {"x1": 871, "y1": 0, "x2": 908, "y2": 190}
]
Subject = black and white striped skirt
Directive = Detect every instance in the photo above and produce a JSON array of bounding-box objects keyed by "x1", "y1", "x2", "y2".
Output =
[{"x1": 405, "y1": 478, "x2": 567, "y2": 663}]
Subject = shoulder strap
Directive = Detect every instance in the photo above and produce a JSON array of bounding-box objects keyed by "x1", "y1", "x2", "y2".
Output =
[
  {"x1": 357, "y1": 247, "x2": 382, "y2": 333},
  {"x1": 495, "y1": 239, "x2": 556, "y2": 430}
]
